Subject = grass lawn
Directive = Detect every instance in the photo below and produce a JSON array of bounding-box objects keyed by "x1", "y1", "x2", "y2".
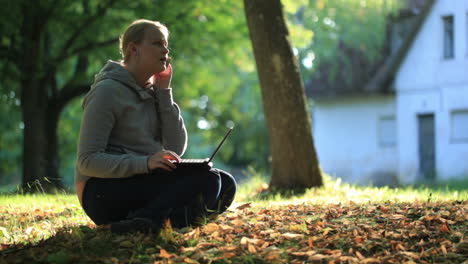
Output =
[{"x1": 0, "y1": 175, "x2": 466, "y2": 264}]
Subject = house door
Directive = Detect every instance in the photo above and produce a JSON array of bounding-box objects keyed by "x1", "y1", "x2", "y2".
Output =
[{"x1": 418, "y1": 114, "x2": 436, "y2": 180}]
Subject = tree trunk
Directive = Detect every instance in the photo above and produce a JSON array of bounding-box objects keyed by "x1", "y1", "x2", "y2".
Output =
[
  {"x1": 20, "y1": 5, "x2": 59, "y2": 193},
  {"x1": 21, "y1": 85, "x2": 52, "y2": 193},
  {"x1": 243, "y1": 0, "x2": 323, "y2": 189}
]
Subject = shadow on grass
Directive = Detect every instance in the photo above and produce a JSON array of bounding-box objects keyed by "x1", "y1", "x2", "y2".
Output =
[{"x1": 0, "y1": 225, "x2": 177, "y2": 264}]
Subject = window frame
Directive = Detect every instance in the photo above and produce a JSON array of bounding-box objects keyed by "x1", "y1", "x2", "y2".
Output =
[
  {"x1": 378, "y1": 115, "x2": 397, "y2": 148},
  {"x1": 450, "y1": 109, "x2": 468, "y2": 143},
  {"x1": 442, "y1": 15, "x2": 455, "y2": 59}
]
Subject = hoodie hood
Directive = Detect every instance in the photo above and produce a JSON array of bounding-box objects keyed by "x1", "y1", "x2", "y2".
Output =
[
  {"x1": 94, "y1": 60, "x2": 139, "y2": 89},
  {"x1": 90, "y1": 60, "x2": 153, "y2": 101}
]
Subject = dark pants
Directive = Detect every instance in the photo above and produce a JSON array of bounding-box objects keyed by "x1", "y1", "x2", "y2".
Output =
[{"x1": 82, "y1": 167, "x2": 236, "y2": 228}]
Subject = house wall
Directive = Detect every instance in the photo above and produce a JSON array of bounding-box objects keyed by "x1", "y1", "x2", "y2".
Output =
[
  {"x1": 395, "y1": 0, "x2": 468, "y2": 183},
  {"x1": 311, "y1": 96, "x2": 398, "y2": 186}
]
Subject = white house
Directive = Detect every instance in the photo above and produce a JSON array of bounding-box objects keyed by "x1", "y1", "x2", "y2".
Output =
[{"x1": 309, "y1": 0, "x2": 468, "y2": 185}]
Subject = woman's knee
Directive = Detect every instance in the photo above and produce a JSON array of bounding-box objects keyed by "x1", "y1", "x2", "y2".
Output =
[
  {"x1": 215, "y1": 169, "x2": 237, "y2": 195},
  {"x1": 211, "y1": 169, "x2": 237, "y2": 211}
]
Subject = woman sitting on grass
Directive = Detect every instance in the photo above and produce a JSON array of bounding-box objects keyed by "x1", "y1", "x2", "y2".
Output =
[{"x1": 74, "y1": 19, "x2": 236, "y2": 234}]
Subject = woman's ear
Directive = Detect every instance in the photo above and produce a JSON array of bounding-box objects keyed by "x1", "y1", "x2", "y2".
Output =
[{"x1": 128, "y1": 42, "x2": 139, "y2": 58}]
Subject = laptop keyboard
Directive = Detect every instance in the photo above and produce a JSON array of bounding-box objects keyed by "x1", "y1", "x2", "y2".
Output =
[{"x1": 180, "y1": 159, "x2": 207, "y2": 163}]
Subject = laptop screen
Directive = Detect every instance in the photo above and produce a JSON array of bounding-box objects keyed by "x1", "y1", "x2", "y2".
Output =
[{"x1": 208, "y1": 127, "x2": 234, "y2": 162}]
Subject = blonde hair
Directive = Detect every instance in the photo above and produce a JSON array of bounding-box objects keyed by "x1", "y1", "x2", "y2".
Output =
[{"x1": 119, "y1": 19, "x2": 169, "y2": 62}]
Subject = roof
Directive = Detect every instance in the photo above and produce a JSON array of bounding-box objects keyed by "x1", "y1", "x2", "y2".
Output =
[{"x1": 305, "y1": 0, "x2": 436, "y2": 100}]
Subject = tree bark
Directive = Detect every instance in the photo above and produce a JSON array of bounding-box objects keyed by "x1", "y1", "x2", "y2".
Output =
[
  {"x1": 243, "y1": 0, "x2": 323, "y2": 189},
  {"x1": 19, "y1": 4, "x2": 65, "y2": 192},
  {"x1": 20, "y1": 6, "x2": 49, "y2": 192}
]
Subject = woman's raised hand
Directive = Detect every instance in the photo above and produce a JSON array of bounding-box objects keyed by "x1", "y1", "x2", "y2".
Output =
[
  {"x1": 147, "y1": 150, "x2": 181, "y2": 171},
  {"x1": 151, "y1": 63, "x2": 172, "y2": 89}
]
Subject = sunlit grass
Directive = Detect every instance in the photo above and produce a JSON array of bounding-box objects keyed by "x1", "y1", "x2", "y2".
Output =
[
  {"x1": 237, "y1": 170, "x2": 468, "y2": 207},
  {"x1": 0, "y1": 194, "x2": 89, "y2": 246}
]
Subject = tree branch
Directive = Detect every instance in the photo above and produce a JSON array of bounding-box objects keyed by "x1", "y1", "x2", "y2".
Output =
[
  {"x1": 56, "y1": 0, "x2": 118, "y2": 61},
  {"x1": 55, "y1": 83, "x2": 90, "y2": 111},
  {"x1": 55, "y1": 37, "x2": 118, "y2": 63},
  {"x1": 51, "y1": 55, "x2": 90, "y2": 110}
]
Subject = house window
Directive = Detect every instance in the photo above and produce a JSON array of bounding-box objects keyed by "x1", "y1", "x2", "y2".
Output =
[
  {"x1": 443, "y1": 15, "x2": 454, "y2": 59},
  {"x1": 378, "y1": 116, "x2": 396, "y2": 147},
  {"x1": 451, "y1": 110, "x2": 468, "y2": 142}
]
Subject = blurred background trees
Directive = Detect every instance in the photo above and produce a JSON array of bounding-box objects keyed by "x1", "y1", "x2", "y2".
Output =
[{"x1": 0, "y1": 0, "x2": 399, "y2": 192}]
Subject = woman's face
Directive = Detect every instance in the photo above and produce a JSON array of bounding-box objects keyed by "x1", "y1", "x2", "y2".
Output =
[{"x1": 135, "y1": 26, "x2": 169, "y2": 74}]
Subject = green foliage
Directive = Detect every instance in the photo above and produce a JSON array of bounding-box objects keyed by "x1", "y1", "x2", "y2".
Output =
[
  {"x1": 0, "y1": 91, "x2": 22, "y2": 185},
  {"x1": 283, "y1": 0, "x2": 400, "y2": 82}
]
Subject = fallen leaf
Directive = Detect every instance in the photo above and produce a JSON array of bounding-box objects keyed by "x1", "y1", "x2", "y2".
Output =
[
  {"x1": 281, "y1": 233, "x2": 304, "y2": 240},
  {"x1": 219, "y1": 246, "x2": 238, "y2": 252},
  {"x1": 362, "y1": 257, "x2": 380, "y2": 263},
  {"x1": 265, "y1": 251, "x2": 281, "y2": 260},
  {"x1": 396, "y1": 243, "x2": 406, "y2": 251},
  {"x1": 389, "y1": 214, "x2": 405, "y2": 220},
  {"x1": 401, "y1": 251, "x2": 419, "y2": 259},
  {"x1": 219, "y1": 224, "x2": 234, "y2": 231},
  {"x1": 288, "y1": 224, "x2": 307, "y2": 233},
  {"x1": 236, "y1": 203, "x2": 252, "y2": 210},
  {"x1": 290, "y1": 251, "x2": 316, "y2": 257},
  {"x1": 441, "y1": 244, "x2": 447, "y2": 255},
  {"x1": 356, "y1": 251, "x2": 365, "y2": 260},
  {"x1": 203, "y1": 223, "x2": 219, "y2": 234},
  {"x1": 230, "y1": 219, "x2": 244, "y2": 227},
  {"x1": 185, "y1": 228, "x2": 200, "y2": 239},
  {"x1": 308, "y1": 254, "x2": 327, "y2": 261},
  {"x1": 308, "y1": 237, "x2": 314, "y2": 248},
  {"x1": 379, "y1": 205, "x2": 388, "y2": 213},
  {"x1": 196, "y1": 242, "x2": 218, "y2": 249},
  {"x1": 439, "y1": 223, "x2": 450, "y2": 233},
  {"x1": 180, "y1": 247, "x2": 197, "y2": 253},
  {"x1": 354, "y1": 236, "x2": 364, "y2": 243},
  {"x1": 160, "y1": 249, "x2": 174, "y2": 258},
  {"x1": 222, "y1": 252, "x2": 237, "y2": 258},
  {"x1": 240, "y1": 236, "x2": 249, "y2": 245},
  {"x1": 119, "y1": 240, "x2": 134, "y2": 248},
  {"x1": 183, "y1": 257, "x2": 200, "y2": 264},
  {"x1": 258, "y1": 209, "x2": 270, "y2": 214},
  {"x1": 248, "y1": 243, "x2": 257, "y2": 254}
]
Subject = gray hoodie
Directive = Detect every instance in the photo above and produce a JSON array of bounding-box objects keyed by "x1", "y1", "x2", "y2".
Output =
[{"x1": 74, "y1": 60, "x2": 187, "y2": 183}]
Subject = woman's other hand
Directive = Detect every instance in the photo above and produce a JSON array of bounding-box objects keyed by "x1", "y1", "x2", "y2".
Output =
[
  {"x1": 150, "y1": 63, "x2": 172, "y2": 89},
  {"x1": 147, "y1": 150, "x2": 181, "y2": 171}
]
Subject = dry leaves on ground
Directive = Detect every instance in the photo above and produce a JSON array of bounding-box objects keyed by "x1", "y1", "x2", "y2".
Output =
[{"x1": 0, "y1": 200, "x2": 466, "y2": 263}]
